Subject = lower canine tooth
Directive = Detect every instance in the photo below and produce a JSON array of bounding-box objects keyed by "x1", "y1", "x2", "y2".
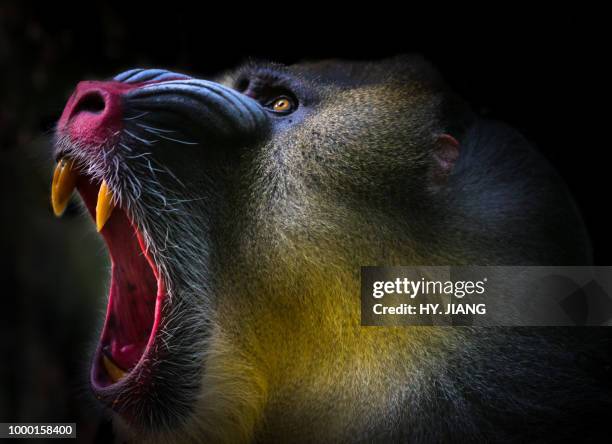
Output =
[
  {"x1": 96, "y1": 180, "x2": 115, "y2": 232},
  {"x1": 51, "y1": 160, "x2": 78, "y2": 216},
  {"x1": 102, "y1": 354, "x2": 127, "y2": 382}
]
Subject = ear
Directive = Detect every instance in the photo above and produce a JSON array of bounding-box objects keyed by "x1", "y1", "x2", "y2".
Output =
[{"x1": 431, "y1": 133, "x2": 460, "y2": 185}]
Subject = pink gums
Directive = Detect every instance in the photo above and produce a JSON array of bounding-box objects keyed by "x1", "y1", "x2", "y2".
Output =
[{"x1": 76, "y1": 178, "x2": 165, "y2": 388}]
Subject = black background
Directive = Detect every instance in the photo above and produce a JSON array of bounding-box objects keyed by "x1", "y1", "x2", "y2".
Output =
[{"x1": 0, "y1": 3, "x2": 609, "y2": 441}]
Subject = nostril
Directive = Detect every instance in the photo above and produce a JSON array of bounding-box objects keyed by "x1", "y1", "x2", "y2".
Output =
[
  {"x1": 58, "y1": 81, "x2": 132, "y2": 143},
  {"x1": 72, "y1": 92, "x2": 106, "y2": 116}
]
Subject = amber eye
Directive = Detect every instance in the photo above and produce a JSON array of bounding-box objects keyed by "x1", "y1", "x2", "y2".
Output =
[{"x1": 270, "y1": 96, "x2": 294, "y2": 113}]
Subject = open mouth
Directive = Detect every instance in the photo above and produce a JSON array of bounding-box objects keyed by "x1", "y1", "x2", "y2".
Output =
[{"x1": 51, "y1": 159, "x2": 165, "y2": 391}]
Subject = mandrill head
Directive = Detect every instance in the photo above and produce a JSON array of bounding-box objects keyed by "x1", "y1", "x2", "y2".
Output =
[{"x1": 52, "y1": 57, "x2": 592, "y2": 442}]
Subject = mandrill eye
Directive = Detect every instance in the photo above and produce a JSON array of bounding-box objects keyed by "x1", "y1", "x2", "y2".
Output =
[
  {"x1": 266, "y1": 96, "x2": 296, "y2": 114},
  {"x1": 273, "y1": 98, "x2": 291, "y2": 112}
]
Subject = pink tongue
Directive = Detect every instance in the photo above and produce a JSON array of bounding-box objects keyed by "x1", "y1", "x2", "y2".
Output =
[{"x1": 109, "y1": 340, "x2": 146, "y2": 370}]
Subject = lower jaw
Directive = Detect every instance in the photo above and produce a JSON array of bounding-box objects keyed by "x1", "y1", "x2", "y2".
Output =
[
  {"x1": 74, "y1": 178, "x2": 166, "y2": 397},
  {"x1": 89, "y1": 228, "x2": 166, "y2": 394}
]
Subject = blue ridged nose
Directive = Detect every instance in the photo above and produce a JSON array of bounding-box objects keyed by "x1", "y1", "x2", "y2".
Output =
[{"x1": 114, "y1": 68, "x2": 269, "y2": 141}]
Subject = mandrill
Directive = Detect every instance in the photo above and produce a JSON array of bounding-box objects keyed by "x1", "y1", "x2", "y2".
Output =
[{"x1": 51, "y1": 57, "x2": 610, "y2": 442}]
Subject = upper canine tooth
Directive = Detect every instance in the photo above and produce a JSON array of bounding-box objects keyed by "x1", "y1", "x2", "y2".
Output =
[
  {"x1": 96, "y1": 180, "x2": 115, "y2": 232},
  {"x1": 51, "y1": 159, "x2": 78, "y2": 216}
]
